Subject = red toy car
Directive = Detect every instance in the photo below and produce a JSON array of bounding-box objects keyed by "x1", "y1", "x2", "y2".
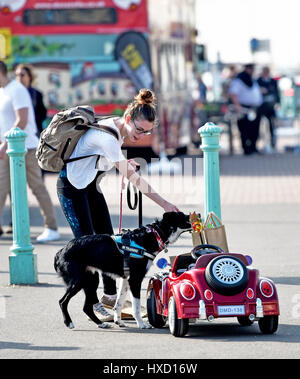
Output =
[{"x1": 146, "y1": 245, "x2": 279, "y2": 337}]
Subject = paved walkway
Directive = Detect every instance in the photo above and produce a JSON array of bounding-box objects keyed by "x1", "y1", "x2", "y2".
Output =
[{"x1": 0, "y1": 145, "x2": 299, "y2": 359}]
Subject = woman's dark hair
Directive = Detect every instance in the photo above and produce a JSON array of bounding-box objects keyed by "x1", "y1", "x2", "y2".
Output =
[
  {"x1": 0, "y1": 60, "x2": 8, "y2": 76},
  {"x1": 15, "y1": 63, "x2": 35, "y2": 85},
  {"x1": 124, "y1": 89, "x2": 158, "y2": 126}
]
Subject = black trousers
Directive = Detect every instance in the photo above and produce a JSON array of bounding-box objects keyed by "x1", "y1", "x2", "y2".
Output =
[
  {"x1": 237, "y1": 114, "x2": 261, "y2": 155},
  {"x1": 56, "y1": 167, "x2": 117, "y2": 296},
  {"x1": 258, "y1": 103, "x2": 276, "y2": 148}
]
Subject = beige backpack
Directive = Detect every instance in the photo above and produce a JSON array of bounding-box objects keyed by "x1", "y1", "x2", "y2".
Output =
[{"x1": 35, "y1": 105, "x2": 119, "y2": 172}]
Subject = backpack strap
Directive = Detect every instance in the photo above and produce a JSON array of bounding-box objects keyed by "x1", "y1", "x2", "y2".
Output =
[
  {"x1": 89, "y1": 123, "x2": 120, "y2": 140},
  {"x1": 64, "y1": 124, "x2": 120, "y2": 164}
]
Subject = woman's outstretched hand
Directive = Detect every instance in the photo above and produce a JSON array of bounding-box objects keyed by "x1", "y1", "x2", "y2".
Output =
[{"x1": 163, "y1": 201, "x2": 180, "y2": 213}]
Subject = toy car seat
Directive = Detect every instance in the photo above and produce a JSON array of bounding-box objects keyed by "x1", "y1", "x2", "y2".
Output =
[{"x1": 172, "y1": 254, "x2": 196, "y2": 276}]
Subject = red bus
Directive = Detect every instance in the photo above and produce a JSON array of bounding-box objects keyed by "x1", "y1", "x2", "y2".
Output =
[{"x1": 0, "y1": 0, "x2": 197, "y2": 159}]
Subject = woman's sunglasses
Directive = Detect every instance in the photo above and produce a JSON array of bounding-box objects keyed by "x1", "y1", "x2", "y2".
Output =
[{"x1": 132, "y1": 119, "x2": 154, "y2": 136}]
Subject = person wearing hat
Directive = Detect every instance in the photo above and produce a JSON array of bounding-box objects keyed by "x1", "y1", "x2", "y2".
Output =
[{"x1": 229, "y1": 64, "x2": 263, "y2": 155}]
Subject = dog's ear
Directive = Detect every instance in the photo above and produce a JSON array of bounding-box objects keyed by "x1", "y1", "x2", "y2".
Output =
[
  {"x1": 162, "y1": 212, "x2": 175, "y2": 224},
  {"x1": 162, "y1": 211, "x2": 187, "y2": 226},
  {"x1": 176, "y1": 212, "x2": 191, "y2": 226}
]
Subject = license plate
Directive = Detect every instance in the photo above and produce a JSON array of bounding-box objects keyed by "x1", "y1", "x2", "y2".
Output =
[{"x1": 217, "y1": 305, "x2": 245, "y2": 316}]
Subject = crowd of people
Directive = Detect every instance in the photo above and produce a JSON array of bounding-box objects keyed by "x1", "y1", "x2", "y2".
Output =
[{"x1": 224, "y1": 63, "x2": 280, "y2": 155}]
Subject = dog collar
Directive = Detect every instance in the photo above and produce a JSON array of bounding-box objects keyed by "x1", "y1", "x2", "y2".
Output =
[{"x1": 146, "y1": 226, "x2": 167, "y2": 253}]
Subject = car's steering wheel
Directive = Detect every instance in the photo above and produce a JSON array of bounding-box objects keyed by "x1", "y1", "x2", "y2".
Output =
[{"x1": 191, "y1": 244, "x2": 224, "y2": 260}]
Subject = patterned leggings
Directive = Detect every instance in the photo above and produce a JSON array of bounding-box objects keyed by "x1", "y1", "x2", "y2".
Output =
[{"x1": 56, "y1": 167, "x2": 116, "y2": 295}]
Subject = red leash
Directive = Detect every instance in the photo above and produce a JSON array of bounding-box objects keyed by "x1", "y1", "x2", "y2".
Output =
[
  {"x1": 119, "y1": 160, "x2": 141, "y2": 233},
  {"x1": 119, "y1": 174, "x2": 125, "y2": 233}
]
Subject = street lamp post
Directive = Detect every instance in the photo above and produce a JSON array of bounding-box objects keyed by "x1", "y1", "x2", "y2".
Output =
[
  {"x1": 199, "y1": 122, "x2": 222, "y2": 221},
  {"x1": 5, "y1": 127, "x2": 37, "y2": 284}
]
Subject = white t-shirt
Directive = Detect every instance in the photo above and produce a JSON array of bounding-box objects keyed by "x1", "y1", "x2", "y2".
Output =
[
  {"x1": 66, "y1": 118, "x2": 126, "y2": 189},
  {"x1": 0, "y1": 80, "x2": 39, "y2": 149},
  {"x1": 229, "y1": 78, "x2": 262, "y2": 107}
]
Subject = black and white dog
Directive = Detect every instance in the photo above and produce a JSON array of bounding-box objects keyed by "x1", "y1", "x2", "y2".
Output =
[{"x1": 54, "y1": 212, "x2": 191, "y2": 330}]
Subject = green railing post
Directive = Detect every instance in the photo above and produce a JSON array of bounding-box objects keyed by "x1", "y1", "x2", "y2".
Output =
[
  {"x1": 5, "y1": 127, "x2": 38, "y2": 284},
  {"x1": 199, "y1": 122, "x2": 222, "y2": 221}
]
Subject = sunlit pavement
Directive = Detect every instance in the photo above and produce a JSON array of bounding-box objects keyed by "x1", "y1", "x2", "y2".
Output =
[{"x1": 0, "y1": 133, "x2": 299, "y2": 359}]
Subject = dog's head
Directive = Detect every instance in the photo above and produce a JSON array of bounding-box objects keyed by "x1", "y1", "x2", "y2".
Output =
[{"x1": 160, "y1": 212, "x2": 192, "y2": 244}]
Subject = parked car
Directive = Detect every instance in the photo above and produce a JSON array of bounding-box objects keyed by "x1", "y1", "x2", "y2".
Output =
[{"x1": 147, "y1": 245, "x2": 279, "y2": 337}]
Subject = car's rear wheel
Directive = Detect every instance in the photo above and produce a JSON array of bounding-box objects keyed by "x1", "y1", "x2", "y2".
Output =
[
  {"x1": 168, "y1": 296, "x2": 189, "y2": 337},
  {"x1": 205, "y1": 255, "x2": 248, "y2": 295},
  {"x1": 147, "y1": 288, "x2": 166, "y2": 328},
  {"x1": 258, "y1": 315, "x2": 278, "y2": 334}
]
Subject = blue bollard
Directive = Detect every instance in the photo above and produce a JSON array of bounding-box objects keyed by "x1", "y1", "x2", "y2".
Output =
[
  {"x1": 5, "y1": 127, "x2": 38, "y2": 284},
  {"x1": 199, "y1": 122, "x2": 222, "y2": 221}
]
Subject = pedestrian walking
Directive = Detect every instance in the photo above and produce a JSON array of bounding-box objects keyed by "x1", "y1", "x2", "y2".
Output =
[
  {"x1": 1, "y1": 64, "x2": 49, "y2": 233},
  {"x1": 56, "y1": 88, "x2": 180, "y2": 321},
  {"x1": 221, "y1": 65, "x2": 237, "y2": 104},
  {"x1": 257, "y1": 66, "x2": 280, "y2": 152},
  {"x1": 229, "y1": 64, "x2": 263, "y2": 155},
  {"x1": 15, "y1": 64, "x2": 47, "y2": 137},
  {"x1": 0, "y1": 60, "x2": 60, "y2": 242}
]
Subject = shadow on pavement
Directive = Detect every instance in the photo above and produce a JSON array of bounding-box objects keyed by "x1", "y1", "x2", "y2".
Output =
[
  {"x1": 271, "y1": 277, "x2": 300, "y2": 286},
  {"x1": 187, "y1": 322, "x2": 300, "y2": 343},
  {"x1": 0, "y1": 341, "x2": 79, "y2": 351}
]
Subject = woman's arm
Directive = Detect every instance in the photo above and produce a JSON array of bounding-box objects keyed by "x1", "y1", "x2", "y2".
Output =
[{"x1": 115, "y1": 160, "x2": 179, "y2": 213}]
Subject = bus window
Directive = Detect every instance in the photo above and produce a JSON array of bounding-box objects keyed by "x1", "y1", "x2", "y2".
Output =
[{"x1": 23, "y1": 8, "x2": 118, "y2": 26}]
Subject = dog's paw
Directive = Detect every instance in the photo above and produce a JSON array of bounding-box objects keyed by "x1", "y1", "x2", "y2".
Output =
[
  {"x1": 98, "y1": 322, "x2": 112, "y2": 329},
  {"x1": 115, "y1": 320, "x2": 126, "y2": 328},
  {"x1": 65, "y1": 322, "x2": 75, "y2": 329},
  {"x1": 138, "y1": 321, "x2": 152, "y2": 329}
]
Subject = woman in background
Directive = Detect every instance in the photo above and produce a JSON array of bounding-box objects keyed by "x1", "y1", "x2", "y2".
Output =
[{"x1": 15, "y1": 63, "x2": 47, "y2": 136}]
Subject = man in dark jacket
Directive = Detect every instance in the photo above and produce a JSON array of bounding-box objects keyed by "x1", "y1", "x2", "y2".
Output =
[
  {"x1": 229, "y1": 64, "x2": 263, "y2": 155},
  {"x1": 257, "y1": 66, "x2": 280, "y2": 151}
]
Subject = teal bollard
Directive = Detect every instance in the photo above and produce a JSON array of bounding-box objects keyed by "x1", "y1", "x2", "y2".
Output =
[
  {"x1": 199, "y1": 122, "x2": 222, "y2": 221},
  {"x1": 5, "y1": 127, "x2": 38, "y2": 284}
]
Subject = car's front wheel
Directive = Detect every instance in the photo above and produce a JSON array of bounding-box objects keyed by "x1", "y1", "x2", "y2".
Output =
[
  {"x1": 147, "y1": 288, "x2": 166, "y2": 328},
  {"x1": 168, "y1": 296, "x2": 189, "y2": 337}
]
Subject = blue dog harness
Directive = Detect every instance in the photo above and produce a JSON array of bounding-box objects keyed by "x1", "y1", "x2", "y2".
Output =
[{"x1": 112, "y1": 234, "x2": 156, "y2": 261}]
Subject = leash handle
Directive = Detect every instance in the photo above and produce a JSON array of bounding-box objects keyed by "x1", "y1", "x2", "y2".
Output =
[
  {"x1": 126, "y1": 164, "x2": 143, "y2": 227},
  {"x1": 127, "y1": 182, "x2": 143, "y2": 227},
  {"x1": 127, "y1": 182, "x2": 138, "y2": 210},
  {"x1": 119, "y1": 165, "x2": 143, "y2": 232}
]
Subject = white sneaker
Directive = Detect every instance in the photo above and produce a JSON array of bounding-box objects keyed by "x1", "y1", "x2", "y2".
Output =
[
  {"x1": 36, "y1": 228, "x2": 60, "y2": 243},
  {"x1": 93, "y1": 303, "x2": 114, "y2": 322}
]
